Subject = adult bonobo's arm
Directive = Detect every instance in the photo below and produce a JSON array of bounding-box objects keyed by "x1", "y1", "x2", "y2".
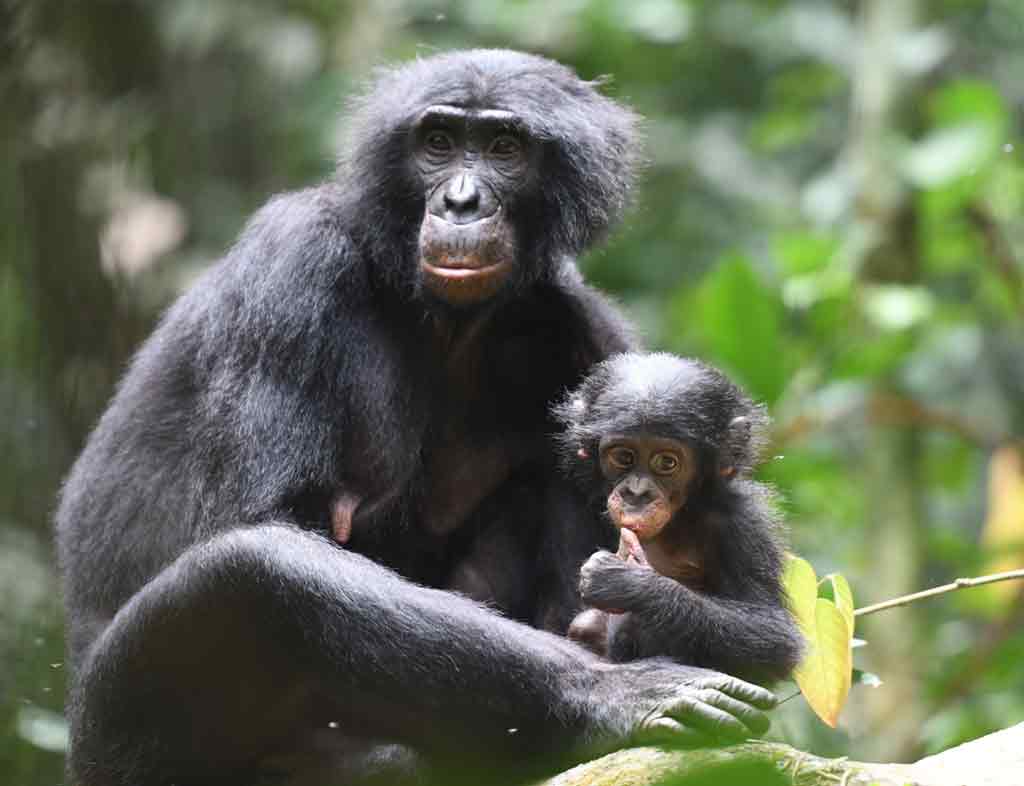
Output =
[{"x1": 69, "y1": 527, "x2": 776, "y2": 784}]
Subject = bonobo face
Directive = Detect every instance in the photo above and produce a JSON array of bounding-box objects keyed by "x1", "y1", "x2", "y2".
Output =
[
  {"x1": 599, "y1": 433, "x2": 697, "y2": 541},
  {"x1": 413, "y1": 105, "x2": 532, "y2": 306}
]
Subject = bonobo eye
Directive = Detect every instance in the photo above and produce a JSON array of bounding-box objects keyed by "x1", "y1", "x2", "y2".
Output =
[
  {"x1": 488, "y1": 134, "x2": 522, "y2": 159},
  {"x1": 424, "y1": 130, "x2": 454, "y2": 156},
  {"x1": 650, "y1": 452, "x2": 680, "y2": 476},
  {"x1": 606, "y1": 447, "x2": 636, "y2": 471}
]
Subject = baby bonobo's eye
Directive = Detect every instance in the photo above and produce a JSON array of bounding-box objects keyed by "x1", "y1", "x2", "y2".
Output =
[
  {"x1": 650, "y1": 452, "x2": 680, "y2": 476},
  {"x1": 606, "y1": 447, "x2": 635, "y2": 471}
]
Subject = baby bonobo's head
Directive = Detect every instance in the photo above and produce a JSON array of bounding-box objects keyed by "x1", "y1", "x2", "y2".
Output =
[{"x1": 554, "y1": 352, "x2": 768, "y2": 545}]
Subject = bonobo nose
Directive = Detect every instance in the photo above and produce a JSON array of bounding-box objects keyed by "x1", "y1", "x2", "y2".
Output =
[
  {"x1": 445, "y1": 174, "x2": 478, "y2": 213},
  {"x1": 433, "y1": 173, "x2": 498, "y2": 224},
  {"x1": 620, "y1": 487, "x2": 653, "y2": 507}
]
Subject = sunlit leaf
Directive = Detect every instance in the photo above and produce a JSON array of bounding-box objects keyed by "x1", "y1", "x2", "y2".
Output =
[
  {"x1": 680, "y1": 254, "x2": 789, "y2": 404},
  {"x1": 782, "y1": 554, "x2": 818, "y2": 631},
  {"x1": 852, "y1": 669, "x2": 883, "y2": 689},
  {"x1": 16, "y1": 706, "x2": 68, "y2": 753},
  {"x1": 793, "y1": 598, "x2": 853, "y2": 727},
  {"x1": 903, "y1": 123, "x2": 993, "y2": 188},
  {"x1": 862, "y1": 285, "x2": 936, "y2": 332},
  {"x1": 819, "y1": 572, "x2": 855, "y2": 636},
  {"x1": 782, "y1": 555, "x2": 854, "y2": 727}
]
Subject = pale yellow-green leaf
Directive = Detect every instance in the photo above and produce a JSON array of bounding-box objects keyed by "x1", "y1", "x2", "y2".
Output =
[
  {"x1": 820, "y1": 573, "x2": 855, "y2": 636},
  {"x1": 793, "y1": 599, "x2": 853, "y2": 728},
  {"x1": 782, "y1": 554, "x2": 818, "y2": 631}
]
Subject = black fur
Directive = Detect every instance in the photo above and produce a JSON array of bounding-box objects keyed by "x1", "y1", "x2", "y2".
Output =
[
  {"x1": 555, "y1": 353, "x2": 804, "y2": 683},
  {"x1": 55, "y1": 51, "x2": 776, "y2": 786}
]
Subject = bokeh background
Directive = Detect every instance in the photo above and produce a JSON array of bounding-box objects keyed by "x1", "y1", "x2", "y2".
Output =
[{"x1": 3, "y1": 1, "x2": 1023, "y2": 782}]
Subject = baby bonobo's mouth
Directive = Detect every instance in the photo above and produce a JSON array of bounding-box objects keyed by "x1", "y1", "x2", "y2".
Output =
[{"x1": 608, "y1": 491, "x2": 672, "y2": 541}]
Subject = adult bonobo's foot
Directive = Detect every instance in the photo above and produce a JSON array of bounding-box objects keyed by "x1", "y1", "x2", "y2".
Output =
[{"x1": 580, "y1": 660, "x2": 777, "y2": 754}]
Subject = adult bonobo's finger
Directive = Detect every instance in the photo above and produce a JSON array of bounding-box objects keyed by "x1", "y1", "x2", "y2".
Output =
[
  {"x1": 665, "y1": 695, "x2": 748, "y2": 741},
  {"x1": 636, "y1": 716, "x2": 713, "y2": 749},
  {"x1": 695, "y1": 675, "x2": 777, "y2": 711},
  {"x1": 698, "y1": 689, "x2": 771, "y2": 737}
]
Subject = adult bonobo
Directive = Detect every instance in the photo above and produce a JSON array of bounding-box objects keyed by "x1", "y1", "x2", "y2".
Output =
[{"x1": 56, "y1": 50, "x2": 776, "y2": 785}]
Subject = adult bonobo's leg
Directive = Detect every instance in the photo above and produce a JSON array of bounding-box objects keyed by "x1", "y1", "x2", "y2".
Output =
[{"x1": 68, "y1": 527, "x2": 775, "y2": 784}]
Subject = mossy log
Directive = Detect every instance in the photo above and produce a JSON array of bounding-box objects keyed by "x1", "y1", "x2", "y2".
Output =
[{"x1": 538, "y1": 723, "x2": 1024, "y2": 786}]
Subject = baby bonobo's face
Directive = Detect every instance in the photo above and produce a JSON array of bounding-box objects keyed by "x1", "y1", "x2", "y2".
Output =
[{"x1": 598, "y1": 432, "x2": 697, "y2": 541}]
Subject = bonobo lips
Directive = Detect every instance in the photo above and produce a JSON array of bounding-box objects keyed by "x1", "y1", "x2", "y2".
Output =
[
  {"x1": 608, "y1": 493, "x2": 672, "y2": 541},
  {"x1": 419, "y1": 211, "x2": 516, "y2": 304}
]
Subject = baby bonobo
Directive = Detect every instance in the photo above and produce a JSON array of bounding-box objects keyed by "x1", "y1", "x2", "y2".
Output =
[{"x1": 555, "y1": 353, "x2": 803, "y2": 684}]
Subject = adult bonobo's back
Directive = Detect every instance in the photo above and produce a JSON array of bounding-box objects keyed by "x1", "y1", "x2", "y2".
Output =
[{"x1": 56, "y1": 50, "x2": 776, "y2": 786}]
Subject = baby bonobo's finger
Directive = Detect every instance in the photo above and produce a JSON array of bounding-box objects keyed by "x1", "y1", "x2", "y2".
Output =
[
  {"x1": 618, "y1": 529, "x2": 649, "y2": 566},
  {"x1": 698, "y1": 689, "x2": 771, "y2": 736},
  {"x1": 696, "y1": 675, "x2": 777, "y2": 711}
]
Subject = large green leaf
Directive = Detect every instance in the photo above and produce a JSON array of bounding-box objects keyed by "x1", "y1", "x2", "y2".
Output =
[{"x1": 676, "y1": 254, "x2": 789, "y2": 404}]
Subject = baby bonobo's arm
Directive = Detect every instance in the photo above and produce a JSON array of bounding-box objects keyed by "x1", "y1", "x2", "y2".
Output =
[{"x1": 579, "y1": 524, "x2": 802, "y2": 683}]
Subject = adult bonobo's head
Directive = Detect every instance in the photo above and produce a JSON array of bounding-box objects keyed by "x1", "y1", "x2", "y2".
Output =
[
  {"x1": 341, "y1": 49, "x2": 640, "y2": 307},
  {"x1": 554, "y1": 353, "x2": 769, "y2": 540}
]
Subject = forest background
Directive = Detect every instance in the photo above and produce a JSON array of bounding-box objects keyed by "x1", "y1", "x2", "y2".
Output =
[{"x1": 2, "y1": 1, "x2": 1023, "y2": 783}]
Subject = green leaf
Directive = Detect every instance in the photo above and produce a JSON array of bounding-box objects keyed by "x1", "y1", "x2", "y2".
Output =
[
  {"x1": 678, "y1": 254, "x2": 789, "y2": 404},
  {"x1": 852, "y1": 669, "x2": 883, "y2": 689},
  {"x1": 819, "y1": 573, "x2": 855, "y2": 637},
  {"x1": 793, "y1": 598, "x2": 853, "y2": 728},
  {"x1": 782, "y1": 554, "x2": 818, "y2": 632}
]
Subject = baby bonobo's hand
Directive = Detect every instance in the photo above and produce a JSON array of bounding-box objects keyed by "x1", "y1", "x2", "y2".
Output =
[
  {"x1": 579, "y1": 536, "x2": 654, "y2": 612},
  {"x1": 616, "y1": 528, "x2": 649, "y2": 566}
]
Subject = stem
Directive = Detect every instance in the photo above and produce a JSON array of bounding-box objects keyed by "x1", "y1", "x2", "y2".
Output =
[{"x1": 854, "y1": 569, "x2": 1024, "y2": 617}]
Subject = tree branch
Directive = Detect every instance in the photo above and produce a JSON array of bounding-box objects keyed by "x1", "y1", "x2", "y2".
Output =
[
  {"x1": 538, "y1": 723, "x2": 1024, "y2": 786},
  {"x1": 854, "y1": 569, "x2": 1024, "y2": 617}
]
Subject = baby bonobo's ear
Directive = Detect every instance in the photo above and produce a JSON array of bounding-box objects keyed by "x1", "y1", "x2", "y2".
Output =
[{"x1": 720, "y1": 415, "x2": 751, "y2": 478}]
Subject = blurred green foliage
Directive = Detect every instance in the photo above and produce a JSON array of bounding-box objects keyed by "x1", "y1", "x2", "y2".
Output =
[{"x1": 2, "y1": 0, "x2": 1023, "y2": 782}]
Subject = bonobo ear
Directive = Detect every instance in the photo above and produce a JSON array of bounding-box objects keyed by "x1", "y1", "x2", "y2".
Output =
[
  {"x1": 728, "y1": 416, "x2": 751, "y2": 439},
  {"x1": 722, "y1": 416, "x2": 751, "y2": 477}
]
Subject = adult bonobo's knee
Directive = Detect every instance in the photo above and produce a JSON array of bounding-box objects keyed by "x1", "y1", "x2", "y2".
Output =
[{"x1": 56, "y1": 51, "x2": 775, "y2": 785}]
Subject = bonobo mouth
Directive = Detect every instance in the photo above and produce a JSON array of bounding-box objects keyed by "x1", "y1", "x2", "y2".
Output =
[
  {"x1": 608, "y1": 494, "x2": 672, "y2": 541},
  {"x1": 419, "y1": 212, "x2": 516, "y2": 305}
]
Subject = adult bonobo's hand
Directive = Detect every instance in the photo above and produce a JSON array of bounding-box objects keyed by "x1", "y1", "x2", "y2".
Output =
[
  {"x1": 583, "y1": 660, "x2": 777, "y2": 752},
  {"x1": 579, "y1": 550, "x2": 654, "y2": 612}
]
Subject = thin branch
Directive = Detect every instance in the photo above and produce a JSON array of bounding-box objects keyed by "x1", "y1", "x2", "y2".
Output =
[
  {"x1": 855, "y1": 569, "x2": 1024, "y2": 617},
  {"x1": 771, "y1": 391, "x2": 999, "y2": 452}
]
